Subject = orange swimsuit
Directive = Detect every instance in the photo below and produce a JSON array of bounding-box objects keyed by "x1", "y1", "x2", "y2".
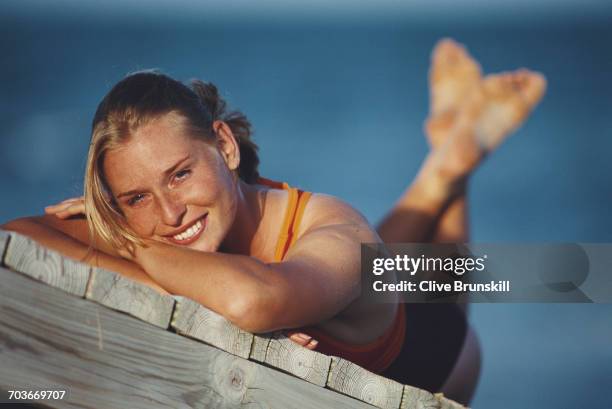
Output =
[{"x1": 258, "y1": 177, "x2": 406, "y2": 374}]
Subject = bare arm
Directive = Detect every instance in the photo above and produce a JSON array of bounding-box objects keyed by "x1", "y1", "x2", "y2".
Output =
[
  {"x1": 1, "y1": 216, "x2": 168, "y2": 294},
  {"x1": 126, "y1": 195, "x2": 379, "y2": 334},
  {"x1": 2, "y1": 215, "x2": 320, "y2": 348}
]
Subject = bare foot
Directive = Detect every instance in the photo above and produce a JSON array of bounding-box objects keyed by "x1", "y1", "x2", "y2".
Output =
[
  {"x1": 425, "y1": 38, "x2": 482, "y2": 148},
  {"x1": 433, "y1": 69, "x2": 546, "y2": 181},
  {"x1": 474, "y1": 69, "x2": 547, "y2": 151}
]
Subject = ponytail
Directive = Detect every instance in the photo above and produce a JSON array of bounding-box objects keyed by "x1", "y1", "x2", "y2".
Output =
[{"x1": 190, "y1": 80, "x2": 260, "y2": 183}]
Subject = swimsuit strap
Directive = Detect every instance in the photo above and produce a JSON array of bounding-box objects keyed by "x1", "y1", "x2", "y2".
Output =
[
  {"x1": 257, "y1": 177, "x2": 312, "y2": 262},
  {"x1": 257, "y1": 177, "x2": 404, "y2": 374}
]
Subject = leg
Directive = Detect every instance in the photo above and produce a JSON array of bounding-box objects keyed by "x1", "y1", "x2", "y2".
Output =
[
  {"x1": 1, "y1": 216, "x2": 168, "y2": 294},
  {"x1": 378, "y1": 41, "x2": 546, "y2": 405},
  {"x1": 425, "y1": 39, "x2": 481, "y2": 243},
  {"x1": 377, "y1": 38, "x2": 481, "y2": 243},
  {"x1": 377, "y1": 42, "x2": 546, "y2": 244}
]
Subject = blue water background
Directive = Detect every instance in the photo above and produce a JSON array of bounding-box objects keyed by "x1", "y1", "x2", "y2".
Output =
[{"x1": 1, "y1": 12, "x2": 611, "y2": 408}]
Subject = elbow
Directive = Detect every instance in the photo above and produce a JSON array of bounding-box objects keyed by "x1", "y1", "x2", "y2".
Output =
[
  {"x1": 1, "y1": 217, "x2": 38, "y2": 234},
  {"x1": 225, "y1": 289, "x2": 284, "y2": 334}
]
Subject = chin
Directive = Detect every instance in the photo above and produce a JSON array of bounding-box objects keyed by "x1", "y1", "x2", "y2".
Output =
[
  {"x1": 190, "y1": 239, "x2": 220, "y2": 253},
  {"x1": 188, "y1": 227, "x2": 224, "y2": 253}
]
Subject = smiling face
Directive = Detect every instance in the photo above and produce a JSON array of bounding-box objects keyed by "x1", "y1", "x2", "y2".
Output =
[{"x1": 102, "y1": 112, "x2": 240, "y2": 252}]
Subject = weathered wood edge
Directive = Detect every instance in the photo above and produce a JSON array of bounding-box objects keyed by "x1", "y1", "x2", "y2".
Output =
[
  {"x1": 250, "y1": 333, "x2": 273, "y2": 362},
  {"x1": 401, "y1": 384, "x2": 441, "y2": 408},
  {"x1": 3, "y1": 231, "x2": 90, "y2": 296},
  {"x1": 0, "y1": 230, "x2": 467, "y2": 409},
  {"x1": 327, "y1": 356, "x2": 404, "y2": 409},
  {"x1": 0, "y1": 229, "x2": 10, "y2": 265},
  {"x1": 435, "y1": 393, "x2": 469, "y2": 409},
  {"x1": 86, "y1": 267, "x2": 175, "y2": 329},
  {"x1": 264, "y1": 332, "x2": 332, "y2": 387},
  {"x1": 171, "y1": 296, "x2": 253, "y2": 358},
  {"x1": 0, "y1": 265, "x2": 377, "y2": 409}
]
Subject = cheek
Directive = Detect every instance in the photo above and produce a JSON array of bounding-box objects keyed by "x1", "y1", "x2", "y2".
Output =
[
  {"x1": 122, "y1": 210, "x2": 157, "y2": 237},
  {"x1": 192, "y1": 163, "x2": 234, "y2": 206},
  {"x1": 196, "y1": 168, "x2": 238, "y2": 229}
]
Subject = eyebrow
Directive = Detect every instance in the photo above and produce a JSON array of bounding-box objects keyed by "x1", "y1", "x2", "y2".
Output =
[{"x1": 116, "y1": 154, "x2": 191, "y2": 199}]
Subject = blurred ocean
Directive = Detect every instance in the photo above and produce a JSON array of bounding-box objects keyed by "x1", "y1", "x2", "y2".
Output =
[{"x1": 1, "y1": 10, "x2": 611, "y2": 408}]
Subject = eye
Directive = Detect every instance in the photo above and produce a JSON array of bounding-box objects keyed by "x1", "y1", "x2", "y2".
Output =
[
  {"x1": 173, "y1": 169, "x2": 191, "y2": 183},
  {"x1": 127, "y1": 193, "x2": 146, "y2": 207}
]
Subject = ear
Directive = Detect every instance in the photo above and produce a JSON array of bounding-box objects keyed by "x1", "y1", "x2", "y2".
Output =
[{"x1": 212, "y1": 120, "x2": 240, "y2": 171}]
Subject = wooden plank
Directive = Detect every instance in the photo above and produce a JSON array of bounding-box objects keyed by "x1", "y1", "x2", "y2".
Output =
[
  {"x1": 86, "y1": 267, "x2": 175, "y2": 329},
  {"x1": 265, "y1": 332, "x2": 331, "y2": 387},
  {"x1": 171, "y1": 296, "x2": 253, "y2": 359},
  {"x1": 250, "y1": 333, "x2": 272, "y2": 363},
  {"x1": 435, "y1": 394, "x2": 466, "y2": 409},
  {"x1": 4, "y1": 232, "x2": 90, "y2": 296},
  {"x1": 401, "y1": 385, "x2": 440, "y2": 408},
  {"x1": 0, "y1": 266, "x2": 375, "y2": 409},
  {"x1": 0, "y1": 229, "x2": 9, "y2": 264},
  {"x1": 327, "y1": 356, "x2": 404, "y2": 409}
]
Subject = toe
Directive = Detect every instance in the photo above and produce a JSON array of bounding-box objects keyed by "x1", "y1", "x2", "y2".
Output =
[
  {"x1": 432, "y1": 38, "x2": 466, "y2": 65},
  {"x1": 429, "y1": 38, "x2": 482, "y2": 116},
  {"x1": 515, "y1": 70, "x2": 547, "y2": 108}
]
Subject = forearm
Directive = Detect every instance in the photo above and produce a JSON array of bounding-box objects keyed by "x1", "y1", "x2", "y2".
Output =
[
  {"x1": 1, "y1": 218, "x2": 168, "y2": 294},
  {"x1": 135, "y1": 243, "x2": 283, "y2": 331},
  {"x1": 30, "y1": 214, "x2": 121, "y2": 257}
]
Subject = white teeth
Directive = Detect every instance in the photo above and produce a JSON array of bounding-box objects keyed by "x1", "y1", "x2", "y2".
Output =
[{"x1": 173, "y1": 219, "x2": 203, "y2": 241}]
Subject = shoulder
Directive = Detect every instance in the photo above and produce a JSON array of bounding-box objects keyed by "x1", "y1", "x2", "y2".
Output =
[{"x1": 298, "y1": 192, "x2": 380, "y2": 244}]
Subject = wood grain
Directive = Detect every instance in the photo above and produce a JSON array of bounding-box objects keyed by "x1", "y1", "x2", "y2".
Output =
[
  {"x1": 171, "y1": 296, "x2": 253, "y2": 359},
  {"x1": 401, "y1": 385, "x2": 441, "y2": 409},
  {"x1": 327, "y1": 356, "x2": 404, "y2": 409},
  {"x1": 435, "y1": 393, "x2": 467, "y2": 409},
  {"x1": 249, "y1": 333, "x2": 272, "y2": 363},
  {"x1": 265, "y1": 332, "x2": 331, "y2": 387},
  {"x1": 4, "y1": 232, "x2": 90, "y2": 296},
  {"x1": 0, "y1": 266, "x2": 375, "y2": 409},
  {"x1": 86, "y1": 267, "x2": 175, "y2": 329},
  {"x1": 0, "y1": 229, "x2": 9, "y2": 265}
]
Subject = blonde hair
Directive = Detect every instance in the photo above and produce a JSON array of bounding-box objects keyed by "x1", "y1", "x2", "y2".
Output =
[{"x1": 84, "y1": 71, "x2": 259, "y2": 251}]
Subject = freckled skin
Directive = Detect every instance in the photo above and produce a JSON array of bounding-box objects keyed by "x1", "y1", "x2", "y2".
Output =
[{"x1": 103, "y1": 113, "x2": 239, "y2": 253}]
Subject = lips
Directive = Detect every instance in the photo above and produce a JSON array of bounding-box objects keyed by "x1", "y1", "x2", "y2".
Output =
[{"x1": 165, "y1": 214, "x2": 207, "y2": 246}]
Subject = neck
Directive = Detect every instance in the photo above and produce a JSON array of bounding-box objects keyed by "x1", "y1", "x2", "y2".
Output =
[{"x1": 220, "y1": 180, "x2": 266, "y2": 256}]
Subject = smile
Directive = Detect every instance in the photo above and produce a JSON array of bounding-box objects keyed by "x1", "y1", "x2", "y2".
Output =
[{"x1": 167, "y1": 214, "x2": 207, "y2": 245}]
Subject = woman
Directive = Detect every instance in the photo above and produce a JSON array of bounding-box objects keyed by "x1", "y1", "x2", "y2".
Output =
[{"x1": 2, "y1": 39, "x2": 545, "y2": 404}]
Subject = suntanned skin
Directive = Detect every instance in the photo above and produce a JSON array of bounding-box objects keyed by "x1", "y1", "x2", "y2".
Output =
[
  {"x1": 2, "y1": 40, "x2": 546, "y2": 399},
  {"x1": 376, "y1": 39, "x2": 546, "y2": 404},
  {"x1": 377, "y1": 40, "x2": 546, "y2": 244},
  {"x1": 4, "y1": 114, "x2": 402, "y2": 343},
  {"x1": 424, "y1": 39, "x2": 483, "y2": 243}
]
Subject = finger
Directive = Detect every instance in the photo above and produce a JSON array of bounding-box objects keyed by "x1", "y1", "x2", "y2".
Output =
[
  {"x1": 288, "y1": 333, "x2": 311, "y2": 346},
  {"x1": 45, "y1": 199, "x2": 83, "y2": 213},
  {"x1": 54, "y1": 203, "x2": 86, "y2": 219},
  {"x1": 49, "y1": 197, "x2": 83, "y2": 206},
  {"x1": 59, "y1": 196, "x2": 84, "y2": 203},
  {"x1": 45, "y1": 203, "x2": 72, "y2": 211},
  {"x1": 305, "y1": 339, "x2": 319, "y2": 350}
]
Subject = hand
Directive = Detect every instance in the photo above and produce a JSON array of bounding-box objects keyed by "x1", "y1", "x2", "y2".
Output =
[
  {"x1": 116, "y1": 238, "x2": 160, "y2": 264},
  {"x1": 45, "y1": 196, "x2": 85, "y2": 219},
  {"x1": 285, "y1": 331, "x2": 318, "y2": 350}
]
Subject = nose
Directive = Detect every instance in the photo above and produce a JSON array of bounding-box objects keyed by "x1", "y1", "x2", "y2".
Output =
[{"x1": 157, "y1": 192, "x2": 186, "y2": 227}]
